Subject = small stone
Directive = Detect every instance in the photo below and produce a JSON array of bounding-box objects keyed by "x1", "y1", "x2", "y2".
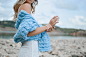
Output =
[
  {"x1": 6, "y1": 55, "x2": 10, "y2": 57},
  {"x1": 51, "y1": 51, "x2": 59, "y2": 55},
  {"x1": 2, "y1": 43, "x2": 5, "y2": 45},
  {"x1": 83, "y1": 46, "x2": 84, "y2": 48},
  {"x1": 6, "y1": 40, "x2": 10, "y2": 44},
  {"x1": 40, "y1": 55, "x2": 44, "y2": 57},
  {"x1": 72, "y1": 55, "x2": 78, "y2": 57},
  {"x1": 48, "y1": 51, "x2": 52, "y2": 54},
  {"x1": 84, "y1": 52, "x2": 86, "y2": 54},
  {"x1": 72, "y1": 46, "x2": 75, "y2": 48},
  {"x1": 85, "y1": 55, "x2": 86, "y2": 57},
  {"x1": 78, "y1": 47, "x2": 80, "y2": 49},
  {"x1": 10, "y1": 44, "x2": 13, "y2": 47}
]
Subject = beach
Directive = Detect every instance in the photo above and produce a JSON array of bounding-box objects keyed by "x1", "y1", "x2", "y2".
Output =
[{"x1": 0, "y1": 38, "x2": 86, "y2": 57}]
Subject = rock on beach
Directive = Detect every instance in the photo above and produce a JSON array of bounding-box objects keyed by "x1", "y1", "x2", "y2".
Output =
[{"x1": 0, "y1": 38, "x2": 86, "y2": 57}]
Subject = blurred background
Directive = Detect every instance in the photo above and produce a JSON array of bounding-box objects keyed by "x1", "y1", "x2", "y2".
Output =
[
  {"x1": 0, "y1": 0, "x2": 86, "y2": 57},
  {"x1": 0, "y1": 0, "x2": 86, "y2": 39}
]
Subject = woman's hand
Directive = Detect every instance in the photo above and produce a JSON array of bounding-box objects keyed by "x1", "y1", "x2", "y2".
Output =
[
  {"x1": 45, "y1": 16, "x2": 59, "y2": 32},
  {"x1": 49, "y1": 16, "x2": 59, "y2": 27}
]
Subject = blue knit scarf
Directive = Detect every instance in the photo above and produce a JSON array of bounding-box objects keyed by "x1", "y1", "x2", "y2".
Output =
[{"x1": 13, "y1": 10, "x2": 52, "y2": 52}]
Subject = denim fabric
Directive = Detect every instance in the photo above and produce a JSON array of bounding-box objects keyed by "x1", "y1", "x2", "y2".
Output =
[{"x1": 18, "y1": 40, "x2": 39, "y2": 57}]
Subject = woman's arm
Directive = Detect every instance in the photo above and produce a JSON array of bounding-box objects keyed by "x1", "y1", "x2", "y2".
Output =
[
  {"x1": 27, "y1": 26, "x2": 46, "y2": 36},
  {"x1": 27, "y1": 25, "x2": 56, "y2": 36},
  {"x1": 19, "y1": 4, "x2": 48, "y2": 36},
  {"x1": 20, "y1": 3, "x2": 58, "y2": 37}
]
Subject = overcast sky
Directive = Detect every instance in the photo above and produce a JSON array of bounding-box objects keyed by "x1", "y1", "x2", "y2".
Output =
[{"x1": 0, "y1": 0, "x2": 86, "y2": 30}]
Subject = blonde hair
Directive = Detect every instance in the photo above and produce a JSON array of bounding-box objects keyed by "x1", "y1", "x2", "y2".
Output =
[{"x1": 12, "y1": 0, "x2": 38, "y2": 22}]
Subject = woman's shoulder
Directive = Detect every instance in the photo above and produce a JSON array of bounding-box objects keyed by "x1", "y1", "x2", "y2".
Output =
[
  {"x1": 19, "y1": 3, "x2": 31, "y2": 14},
  {"x1": 21, "y1": 3, "x2": 31, "y2": 7}
]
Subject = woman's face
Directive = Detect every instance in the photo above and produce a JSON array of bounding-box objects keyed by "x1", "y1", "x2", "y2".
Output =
[{"x1": 26, "y1": 0, "x2": 34, "y2": 4}]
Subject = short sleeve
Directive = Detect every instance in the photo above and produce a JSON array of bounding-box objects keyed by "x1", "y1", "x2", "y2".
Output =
[{"x1": 13, "y1": 17, "x2": 38, "y2": 43}]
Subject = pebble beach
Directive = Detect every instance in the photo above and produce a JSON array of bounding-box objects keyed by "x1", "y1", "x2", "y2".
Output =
[{"x1": 0, "y1": 38, "x2": 86, "y2": 57}]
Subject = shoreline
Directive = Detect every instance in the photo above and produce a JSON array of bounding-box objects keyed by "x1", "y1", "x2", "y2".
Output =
[{"x1": 0, "y1": 38, "x2": 86, "y2": 57}]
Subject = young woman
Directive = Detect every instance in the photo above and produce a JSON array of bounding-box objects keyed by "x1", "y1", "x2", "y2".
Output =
[{"x1": 13, "y1": 0, "x2": 59, "y2": 57}]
